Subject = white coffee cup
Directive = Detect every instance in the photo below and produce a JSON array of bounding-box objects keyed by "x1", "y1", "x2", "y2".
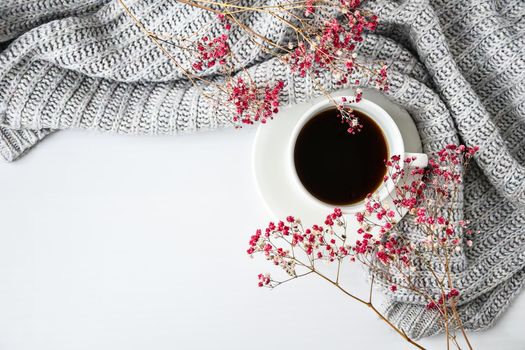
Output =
[{"x1": 288, "y1": 96, "x2": 428, "y2": 214}]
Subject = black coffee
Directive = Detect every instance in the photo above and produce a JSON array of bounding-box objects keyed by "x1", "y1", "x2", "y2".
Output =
[{"x1": 294, "y1": 108, "x2": 388, "y2": 205}]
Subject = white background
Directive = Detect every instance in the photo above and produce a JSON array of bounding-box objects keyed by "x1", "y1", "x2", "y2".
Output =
[{"x1": 0, "y1": 128, "x2": 523, "y2": 350}]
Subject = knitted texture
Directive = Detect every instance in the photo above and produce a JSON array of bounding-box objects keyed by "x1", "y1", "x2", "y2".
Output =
[{"x1": 1, "y1": 0, "x2": 524, "y2": 339}]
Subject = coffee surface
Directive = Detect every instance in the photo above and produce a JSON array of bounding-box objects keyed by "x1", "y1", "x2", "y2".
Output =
[{"x1": 294, "y1": 108, "x2": 388, "y2": 205}]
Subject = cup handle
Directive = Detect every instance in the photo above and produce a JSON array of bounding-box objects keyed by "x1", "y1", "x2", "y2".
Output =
[{"x1": 404, "y1": 152, "x2": 428, "y2": 168}]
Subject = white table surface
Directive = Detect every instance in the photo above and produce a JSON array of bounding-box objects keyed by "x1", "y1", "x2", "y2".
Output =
[{"x1": 0, "y1": 128, "x2": 523, "y2": 350}]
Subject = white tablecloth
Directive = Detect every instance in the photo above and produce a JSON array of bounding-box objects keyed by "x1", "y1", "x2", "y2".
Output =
[{"x1": 0, "y1": 129, "x2": 522, "y2": 350}]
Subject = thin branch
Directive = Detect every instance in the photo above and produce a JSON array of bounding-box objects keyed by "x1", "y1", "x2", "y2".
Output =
[{"x1": 368, "y1": 275, "x2": 375, "y2": 303}]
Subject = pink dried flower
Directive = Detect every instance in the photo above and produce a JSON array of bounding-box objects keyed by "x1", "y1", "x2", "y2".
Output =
[
  {"x1": 375, "y1": 64, "x2": 389, "y2": 91},
  {"x1": 257, "y1": 273, "x2": 271, "y2": 287},
  {"x1": 305, "y1": 0, "x2": 315, "y2": 16},
  {"x1": 426, "y1": 300, "x2": 438, "y2": 310},
  {"x1": 228, "y1": 78, "x2": 285, "y2": 125},
  {"x1": 247, "y1": 144, "x2": 478, "y2": 348},
  {"x1": 447, "y1": 289, "x2": 460, "y2": 298},
  {"x1": 216, "y1": 13, "x2": 232, "y2": 30},
  {"x1": 340, "y1": 0, "x2": 362, "y2": 10},
  {"x1": 193, "y1": 34, "x2": 230, "y2": 71},
  {"x1": 288, "y1": 9, "x2": 379, "y2": 88},
  {"x1": 289, "y1": 42, "x2": 313, "y2": 78}
]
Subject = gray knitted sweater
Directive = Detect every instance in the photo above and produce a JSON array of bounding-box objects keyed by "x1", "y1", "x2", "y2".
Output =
[{"x1": 1, "y1": 0, "x2": 524, "y2": 340}]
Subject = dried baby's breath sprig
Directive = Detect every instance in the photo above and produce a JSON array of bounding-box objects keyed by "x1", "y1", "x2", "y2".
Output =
[
  {"x1": 118, "y1": 0, "x2": 388, "y2": 130},
  {"x1": 248, "y1": 145, "x2": 479, "y2": 350}
]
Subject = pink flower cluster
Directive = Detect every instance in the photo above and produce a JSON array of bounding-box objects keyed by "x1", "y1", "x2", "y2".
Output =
[
  {"x1": 247, "y1": 208, "x2": 356, "y2": 287},
  {"x1": 227, "y1": 78, "x2": 285, "y2": 125},
  {"x1": 289, "y1": 42, "x2": 312, "y2": 78},
  {"x1": 354, "y1": 218, "x2": 411, "y2": 268},
  {"x1": 304, "y1": 0, "x2": 316, "y2": 16},
  {"x1": 192, "y1": 34, "x2": 230, "y2": 71},
  {"x1": 185, "y1": 5, "x2": 386, "y2": 130},
  {"x1": 248, "y1": 144, "x2": 479, "y2": 300},
  {"x1": 426, "y1": 289, "x2": 460, "y2": 310},
  {"x1": 289, "y1": 5, "x2": 378, "y2": 87},
  {"x1": 257, "y1": 273, "x2": 271, "y2": 287},
  {"x1": 375, "y1": 64, "x2": 389, "y2": 91},
  {"x1": 192, "y1": 13, "x2": 232, "y2": 71},
  {"x1": 428, "y1": 144, "x2": 479, "y2": 197},
  {"x1": 354, "y1": 145, "x2": 478, "y2": 264},
  {"x1": 216, "y1": 13, "x2": 232, "y2": 31},
  {"x1": 338, "y1": 96, "x2": 364, "y2": 134}
]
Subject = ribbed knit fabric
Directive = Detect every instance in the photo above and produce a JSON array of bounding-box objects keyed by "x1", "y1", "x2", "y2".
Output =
[{"x1": 0, "y1": 0, "x2": 524, "y2": 339}]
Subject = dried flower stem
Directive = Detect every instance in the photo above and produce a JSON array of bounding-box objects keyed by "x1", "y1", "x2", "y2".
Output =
[
  {"x1": 118, "y1": 0, "x2": 388, "y2": 129},
  {"x1": 249, "y1": 145, "x2": 479, "y2": 350},
  {"x1": 267, "y1": 254, "x2": 426, "y2": 349}
]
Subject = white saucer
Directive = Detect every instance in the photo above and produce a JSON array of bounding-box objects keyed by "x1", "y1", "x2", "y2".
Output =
[{"x1": 252, "y1": 88, "x2": 423, "y2": 239}]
